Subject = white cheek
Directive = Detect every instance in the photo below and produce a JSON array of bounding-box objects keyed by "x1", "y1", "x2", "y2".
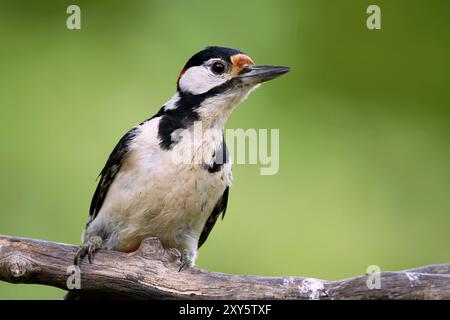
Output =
[{"x1": 179, "y1": 66, "x2": 228, "y2": 95}]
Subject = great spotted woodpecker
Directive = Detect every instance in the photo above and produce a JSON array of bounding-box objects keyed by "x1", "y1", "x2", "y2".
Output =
[{"x1": 74, "y1": 46, "x2": 290, "y2": 270}]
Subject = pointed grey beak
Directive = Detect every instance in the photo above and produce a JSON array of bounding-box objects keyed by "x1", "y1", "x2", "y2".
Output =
[{"x1": 237, "y1": 65, "x2": 291, "y2": 84}]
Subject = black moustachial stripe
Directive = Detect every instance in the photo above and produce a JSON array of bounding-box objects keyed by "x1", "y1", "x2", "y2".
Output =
[
  {"x1": 157, "y1": 102, "x2": 200, "y2": 150},
  {"x1": 158, "y1": 77, "x2": 239, "y2": 151}
]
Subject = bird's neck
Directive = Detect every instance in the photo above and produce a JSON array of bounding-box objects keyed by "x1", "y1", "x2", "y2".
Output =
[{"x1": 196, "y1": 87, "x2": 255, "y2": 130}]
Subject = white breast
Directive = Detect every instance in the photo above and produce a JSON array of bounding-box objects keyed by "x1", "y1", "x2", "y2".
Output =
[{"x1": 87, "y1": 117, "x2": 231, "y2": 255}]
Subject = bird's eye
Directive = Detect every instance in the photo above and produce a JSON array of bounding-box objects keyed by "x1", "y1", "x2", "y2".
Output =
[{"x1": 211, "y1": 62, "x2": 226, "y2": 75}]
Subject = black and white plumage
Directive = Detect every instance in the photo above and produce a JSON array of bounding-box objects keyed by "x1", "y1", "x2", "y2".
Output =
[{"x1": 75, "y1": 46, "x2": 290, "y2": 268}]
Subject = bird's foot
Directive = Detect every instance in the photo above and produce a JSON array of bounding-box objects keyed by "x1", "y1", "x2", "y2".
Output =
[
  {"x1": 74, "y1": 236, "x2": 103, "y2": 265},
  {"x1": 165, "y1": 247, "x2": 194, "y2": 271}
]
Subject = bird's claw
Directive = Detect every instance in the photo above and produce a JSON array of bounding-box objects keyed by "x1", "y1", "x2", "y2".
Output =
[
  {"x1": 74, "y1": 236, "x2": 103, "y2": 265},
  {"x1": 88, "y1": 245, "x2": 95, "y2": 264},
  {"x1": 165, "y1": 247, "x2": 192, "y2": 270},
  {"x1": 179, "y1": 249, "x2": 193, "y2": 272}
]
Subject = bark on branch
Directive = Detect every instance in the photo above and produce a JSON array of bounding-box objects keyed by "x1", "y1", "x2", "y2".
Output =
[{"x1": 0, "y1": 234, "x2": 449, "y2": 299}]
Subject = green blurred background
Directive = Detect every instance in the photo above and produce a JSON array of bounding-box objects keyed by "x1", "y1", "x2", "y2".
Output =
[{"x1": 1, "y1": 0, "x2": 449, "y2": 299}]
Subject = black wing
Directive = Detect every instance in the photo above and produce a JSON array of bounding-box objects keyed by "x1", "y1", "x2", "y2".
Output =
[
  {"x1": 198, "y1": 187, "x2": 229, "y2": 248},
  {"x1": 87, "y1": 127, "x2": 139, "y2": 225}
]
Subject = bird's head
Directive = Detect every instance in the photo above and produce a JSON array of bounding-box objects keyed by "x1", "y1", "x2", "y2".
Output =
[
  {"x1": 169, "y1": 46, "x2": 290, "y2": 128},
  {"x1": 177, "y1": 46, "x2": 290, "y2": 95}
]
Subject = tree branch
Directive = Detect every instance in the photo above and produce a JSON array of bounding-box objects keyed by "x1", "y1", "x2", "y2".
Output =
[{"x1": 0, "y1": 234, "x2": 449, "y2": 299}]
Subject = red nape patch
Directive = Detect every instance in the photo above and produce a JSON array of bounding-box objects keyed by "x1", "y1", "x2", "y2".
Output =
[{"x1": 177, "y1": 68, "x2": 186, "y2": 85}]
